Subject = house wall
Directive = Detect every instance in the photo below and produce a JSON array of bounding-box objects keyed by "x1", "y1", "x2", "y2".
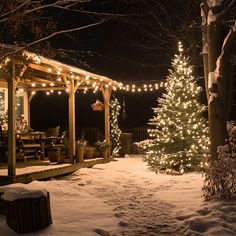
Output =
[
  {"x1": 0, "y1": 81, "x2": 29, "y2": 127},
  {"x1": 16, "y1": 89, "x2": 29, "y2": 124},
  {"x1": 0, "y1": 81, "x2": 8, "y2": 117}
]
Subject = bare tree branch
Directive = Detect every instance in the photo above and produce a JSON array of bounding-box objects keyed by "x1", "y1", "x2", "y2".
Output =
[
  {"x1": 54, "y1": 5, "x2": 131, "y2": 17},
  {"x1": 0, "y1": 19, "x2": 106, "y2": 61},
  {"x1": 0, "y1": 0, "x2": 80, "y2": 24},
  {"x1": 25, "y1": 0, "x2": 77, "y2": 14},
  {"x1": 0, "y1": 0, "x2": 30, "y2": 21}
]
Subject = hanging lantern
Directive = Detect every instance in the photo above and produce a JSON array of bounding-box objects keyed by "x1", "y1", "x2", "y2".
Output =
[{"x1": 91, "y1": 99, "x2": 104, "y2": 112}]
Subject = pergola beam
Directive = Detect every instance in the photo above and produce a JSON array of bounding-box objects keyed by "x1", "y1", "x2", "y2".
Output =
[{"x1": 27, "y1": 86, "x2": 66, "y2": 91}]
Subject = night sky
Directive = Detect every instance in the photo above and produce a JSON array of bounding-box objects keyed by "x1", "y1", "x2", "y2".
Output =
[{"x1": 29, "y1": 1, "x2": 202, "y2": 133}]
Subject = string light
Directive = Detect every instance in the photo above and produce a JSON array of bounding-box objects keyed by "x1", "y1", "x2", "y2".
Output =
[
  {"x1": 0, "y1": 51, "x2": 166, "y2": 96},
  {"x1": 115, "y1": 80, "x2": 167, "y2": 93},
  {"x1": 110, "y1": 99, "x2": 122, "y2": 157},
  {"x1": 27, "y1": 79, "x2": 166, "y2": 95}
]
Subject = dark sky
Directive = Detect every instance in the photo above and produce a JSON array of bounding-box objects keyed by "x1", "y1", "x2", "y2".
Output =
[
  {"x1": 30, "y1": 1, "x2": 201, "y2": 133},
  {"x1": 30, "y1": 87, "x2": 163, "y2": 133}
]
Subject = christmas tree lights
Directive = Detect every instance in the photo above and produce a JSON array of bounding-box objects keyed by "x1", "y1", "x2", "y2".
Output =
[
  {"x1": 110, "y1": 99, "x2": 122, "y2": 157},
  {"x1": 141, "y1": 42, "x2": 209, "y2": 172}
]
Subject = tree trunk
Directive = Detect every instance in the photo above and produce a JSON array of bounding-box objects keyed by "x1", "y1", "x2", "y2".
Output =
[
  {"x1": 200, "y1": 1, "x2": 236, "y2": 158},
  {"x1": 201, "y1": 2, "x2": 209, "y2": 101},
  {"x1": 207, "y1": 22, "x2": 227, "y2": 158}
]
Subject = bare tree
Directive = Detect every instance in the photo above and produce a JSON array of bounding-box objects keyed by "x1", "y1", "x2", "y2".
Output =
[
  {"x1": 109, "y1": 0, "x2": 201, "y2": 75},
  {"x1": 0, "y1": 0, "x2": 126, "y2": 67}
]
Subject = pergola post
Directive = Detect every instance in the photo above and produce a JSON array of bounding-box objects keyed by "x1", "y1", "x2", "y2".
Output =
[
  {"x1": 68, "y1": 78, "x2": 76, "y2": 163},
  {"x1": 102, "y1": 86, "x2": 112, "y2": 146},
  {"x1": 8, "y1": 63, "x2": 16, "y2": 176},
  {"x1": 28, "y1": 92, "x2": 32, "y2": 127}
]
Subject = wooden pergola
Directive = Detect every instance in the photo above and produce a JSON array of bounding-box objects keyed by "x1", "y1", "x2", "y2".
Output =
[{"x1": 0, "y1": 44, "x2": 121, "y2": 177}]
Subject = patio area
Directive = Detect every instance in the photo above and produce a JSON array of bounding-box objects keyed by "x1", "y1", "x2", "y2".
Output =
[{"x1": 0, "y1": 43, "x2": 120, "y2": 183}]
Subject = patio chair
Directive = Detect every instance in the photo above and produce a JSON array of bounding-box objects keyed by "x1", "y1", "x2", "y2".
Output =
[
  {"x1": 45, "y1": 126, "x2": 61, "y2": 146},
  {"x1": 45, "y1": 125, "x2": 60, "y2": 138},
  {"x1": 45, "y1": 127, "x2": 68, "y2": 160}
]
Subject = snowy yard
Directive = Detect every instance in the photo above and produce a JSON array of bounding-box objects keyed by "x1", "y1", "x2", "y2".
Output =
[{"x1": 1, "y1": 155, "x2": 236, "y2": 236}]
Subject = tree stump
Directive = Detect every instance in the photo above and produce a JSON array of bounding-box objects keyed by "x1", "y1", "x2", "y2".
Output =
[
  {"x1": 1, "y1": 189, "x2": 52, "y2": 234},
  {"x1": 0, "y1": 192, "x2": 7, "y2": 215}
]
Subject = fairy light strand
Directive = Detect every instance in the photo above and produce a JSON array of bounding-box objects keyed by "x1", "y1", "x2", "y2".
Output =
[{"x1": 0, "y1": 53, "x2": 165, "y2": 96}]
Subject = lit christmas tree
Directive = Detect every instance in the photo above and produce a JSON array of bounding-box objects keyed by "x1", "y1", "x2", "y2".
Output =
[
  {"x1": 143, "y1": 42, "x2": 209, "y2": 172},
  {"x1": 110, "y1": 98, "x2": 122, "y2": 157}
]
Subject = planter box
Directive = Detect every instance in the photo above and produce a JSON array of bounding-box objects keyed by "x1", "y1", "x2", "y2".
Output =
[
  {"x1": 100, "y1": 148, "x2": 109, "y2": 158},
  {"x1": 48, "y1": 149, "x2": 65, "y2": 163},
  {"x1": 84, "y1": 146, "x2": 96, "y2": 159}
]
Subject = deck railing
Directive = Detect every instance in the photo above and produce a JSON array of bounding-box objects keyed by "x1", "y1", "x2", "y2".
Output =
[
  {"x1": 77, "y1": 128, "x2": 100, "y2": 146},
  {"x1": 77, "y1": 127, "x2": 149, "y2": 145}
]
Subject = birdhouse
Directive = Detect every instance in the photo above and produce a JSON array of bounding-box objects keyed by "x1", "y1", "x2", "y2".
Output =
[{"x1": 91, "y1": 99, "x2": 104, "y2": 112}]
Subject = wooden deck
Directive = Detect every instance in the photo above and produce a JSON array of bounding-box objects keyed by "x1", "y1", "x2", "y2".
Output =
[{"x1": 0, "y1": 157, "x2": 114, "y2": 186}]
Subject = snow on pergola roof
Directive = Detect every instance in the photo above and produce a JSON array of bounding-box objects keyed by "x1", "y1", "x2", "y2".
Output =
[{"x1": 0, "y1": 44, "x2": 122, "y2": 93}]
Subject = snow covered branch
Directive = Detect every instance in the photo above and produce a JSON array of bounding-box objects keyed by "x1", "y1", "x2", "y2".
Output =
[{"x1": 215, "y1": 21, "x2": 236, "y2": 76}]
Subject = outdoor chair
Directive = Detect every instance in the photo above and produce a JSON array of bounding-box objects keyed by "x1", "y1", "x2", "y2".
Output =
[
  {"x1": 45, "y1": 127, "x2": 69, "y2": 160},
  {"x1": 45, "y1": 125, "x2": 60, "y2": 138},
  {"x1": 45, "y1": 126, "x2": 61, "y2": 146}
]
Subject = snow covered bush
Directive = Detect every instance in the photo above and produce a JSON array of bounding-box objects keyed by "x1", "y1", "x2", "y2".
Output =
[{"x1": 203, "y1": 121, "x2": 236, "y2": 200}]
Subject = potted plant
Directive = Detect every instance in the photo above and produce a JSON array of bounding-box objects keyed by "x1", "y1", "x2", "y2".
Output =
[
  {"x1": 48, "y1": 145, "x2": 66, "y2": 163},
  {"x1": 76, "y1": 139, "x2": 87, "y2": 163},
  {"x1": 84, "y1": 146, "x2": 96, "y2": 159},
  {"x1": 95, "y1": 140, "x2": 111, "y2": 158}
]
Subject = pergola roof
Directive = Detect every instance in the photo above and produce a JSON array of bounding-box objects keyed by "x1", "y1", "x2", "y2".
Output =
[
  {"x1": 1, "y1": 44, "x2": 115, "y2": 178},
  {"x1": 0, "y1": 44, "x2": 121, "y2": 94}
]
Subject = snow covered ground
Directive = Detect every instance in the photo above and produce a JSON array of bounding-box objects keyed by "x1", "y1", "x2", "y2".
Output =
[{"x1": 1, "y1": 155, "x2": 236, "y2": 236}]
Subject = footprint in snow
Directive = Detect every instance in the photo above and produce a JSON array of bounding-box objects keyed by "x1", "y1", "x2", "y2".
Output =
[
  {"x1": 119, "y1": 221, "x2": 129, "y2": 227},
  {"x1": 94, "y1": 228, "x2": 110, "y2": 236},
  {"x1": 114, "y1": 212, "x2": 126, "y2": 218},
  {"x1": 113, "y1": 206, "x2": 125, "y2": 211}
]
